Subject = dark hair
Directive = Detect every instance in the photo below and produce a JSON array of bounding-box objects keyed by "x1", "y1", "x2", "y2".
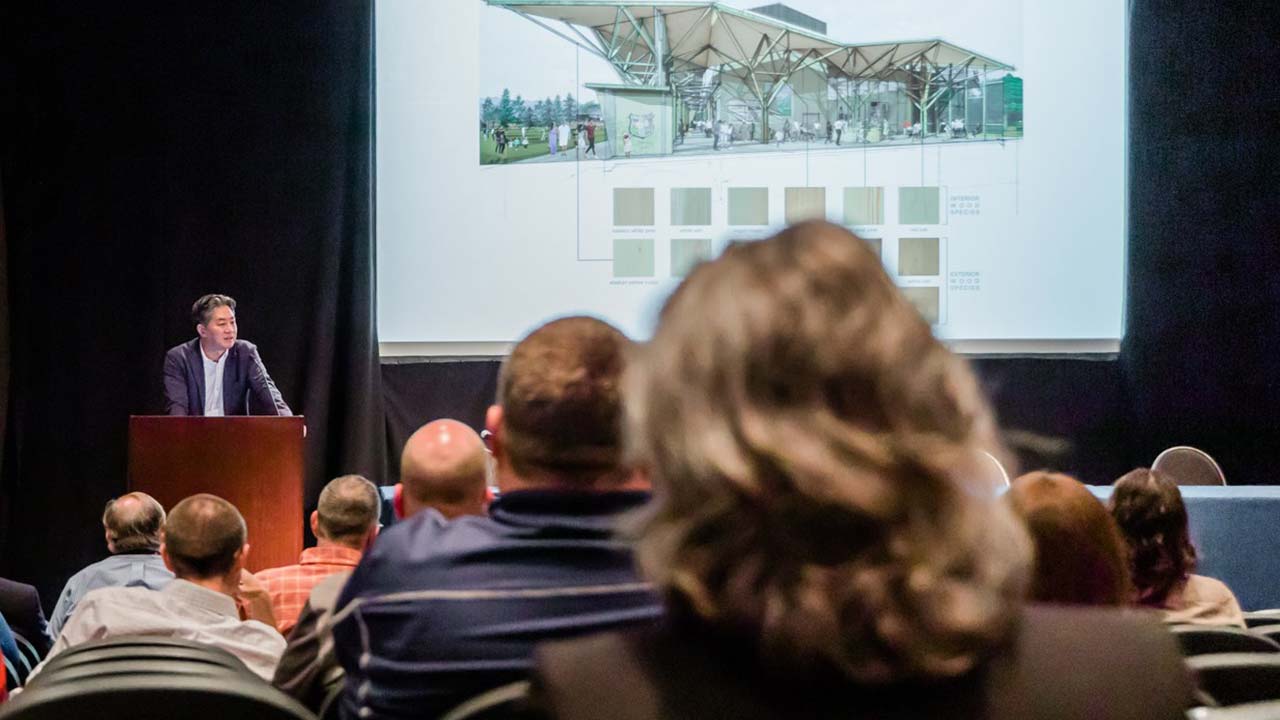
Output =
[
  {"x1": 191, "y1": 294, "x2": 236, "y2": 326},
  {"x1": 162, "y1": 494, "x2": 247, "y2": 579},
  {"x1": 1109, "y1": 468, "x2": 1196, "y2": 606},
  {"x1": 103, "y1": 492, "x2": 166, "y2": 554},
  {"x1": 497, "y1": 316, "x2": 629, "y2": 484},
  {"x1": 629, "y1": 221, "x2": 1029, "y2": 683},
  {"x1": 1005, "y1": 472, "x2": 1131, "y2": 606},
  {"x1": 316, "y1": 475, "x2": 380, "y2": 542}
]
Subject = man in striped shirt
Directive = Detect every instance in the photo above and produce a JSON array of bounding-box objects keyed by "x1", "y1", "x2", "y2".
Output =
[{"x1": 256, "y1": 475, "x2": 380, "y2": 635}]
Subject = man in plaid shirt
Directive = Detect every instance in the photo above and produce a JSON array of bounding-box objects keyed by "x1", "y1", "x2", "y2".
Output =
[{"x1": 257, "y1": 475, "x2": 380, "y2": 635}]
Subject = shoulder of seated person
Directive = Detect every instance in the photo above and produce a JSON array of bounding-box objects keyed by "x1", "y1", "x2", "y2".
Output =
[
  {"x1": 1183, "y1": 574, "x2": 1237, "y2": 599},
  {"x1": 366, "y1": 508, "x2": 465, "y2": 556},
  {"x1": 80, "y1": 584, "x2": 153, "y2": 603},
  {"x1": 1186, "y1": 573, "x2": 1230, "y2": 590},
  {"x1": 309, "y1": 570, "x2": 353, "y2": 601}
]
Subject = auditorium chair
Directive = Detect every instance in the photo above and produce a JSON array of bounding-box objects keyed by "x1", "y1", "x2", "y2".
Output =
[
  {"x1": 1152, "y1": 446, "x2": 1227, "y2": 486},
  {"x1": 0, "y1": 675, "x2": 317, "y2": 720},
  {"x1": 27, "y1": 636, "x2": 257, "y2": 689},
  {"x1": 1191, "y1": 700, "x2": 1280, "y2": 719},
  {"x1": 439, "y1": 681, "x2": 531, "y2": 720},
  {"x1": 1245, "y1": 613, "x2": 1280, "y2": 629},
  {"x1": 1187, "y1": 654, "x2": 1280, "y2": 706},
  {"x1": 3, "y1": 656, "x2": 19, "y2": 694},
  {"x1": 1172, "y1": 626, "x2": 1280, "y2": 656},
  {"x1": 979, "y1": 450, "x2": 1011, "y2": 487},
  {"x1": 8, "y1": 632, "x2": 41, "y2": 674},
  {"x1": 319, "y1": 683, "x2": 343, "y2": 720},
  {"x1": 30, "y1": 659, "x2": 243, "y2": 687},
  {"x1": 2, "y1": 644, "x2": 31, "y2": 688}
]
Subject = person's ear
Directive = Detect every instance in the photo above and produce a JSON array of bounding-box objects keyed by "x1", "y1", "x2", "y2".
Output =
[
  {"x1": 236, "y1": 544, "x2": 250, "y2": 572},
  {"x1": 196, "y1": 323, "x2": 208, "y2": 338},
  {"x1": 309, "y1": 511, "x2": 320, "y2": 539},
  {"x1": 484, "y1": 405, "x2": 505, "y2": 462},
  {"x1": 160, "y1": 543, "x2": 175, "y2": 573}
]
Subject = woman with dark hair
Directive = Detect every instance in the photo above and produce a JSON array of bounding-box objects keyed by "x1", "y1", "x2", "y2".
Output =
[
  {"x1": 1005, "y1": 471, "x2": 1131, "y2": 606},
  {"x1": 1110, "y1": 468, "x2": 1245, "y2": 627},
  {"x1": 527, "y1": 222, "x2": 1192, "y2": 720}
]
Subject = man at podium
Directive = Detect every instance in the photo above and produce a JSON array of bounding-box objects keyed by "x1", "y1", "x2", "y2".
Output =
[{"x1": 163, "y1": 293, "x2": 292, "y2": 416}]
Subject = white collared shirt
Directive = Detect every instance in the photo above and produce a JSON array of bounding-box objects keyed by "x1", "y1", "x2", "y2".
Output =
[
  {"x1": 34, "y1": 579, "x2": 285, "y2": 680},
  {"x1": 201, "y1": 344, "x2": 229, "y2": 416}
]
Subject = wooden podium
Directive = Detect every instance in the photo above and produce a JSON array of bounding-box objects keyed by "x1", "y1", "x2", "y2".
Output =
[{"x1": 128, "y1": 416, "x2": 305, "y2": 572}]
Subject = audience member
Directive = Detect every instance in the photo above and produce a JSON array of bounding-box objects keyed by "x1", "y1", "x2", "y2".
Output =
[
  {"x1": 32, "y1": 494, "x2": 285, "y2": 680},
  {"x1": 1110, "y1": 468, "x2": 1246, "y2": 627},
  {"x1": 257, "y1": 475, "x2": 380, "y2": 635},
  {"x1": 331, "y1": 316, "x2": 660, "y2": 719},
  {"x1": 529, "y1": 222, "x2": 1192, "y2": 720},
  {"x1": 397, "y1": 419, "x2": 490, "y2": 520},
  {"x1": 0, "y1": 578, "x2": 52, "y2": 657},
  {"x1": 1005, "y1": 471, "x2": 1131, "y2": 606},
  {"x1": 49, "y1": 492, "x2": 174, "y2": 638},
  {"x1": 273, "y1": 421, "x2": 489, "y2": 711}
]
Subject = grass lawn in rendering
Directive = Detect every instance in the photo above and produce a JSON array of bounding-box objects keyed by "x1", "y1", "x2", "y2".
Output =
[{"x1": 480, "y1": 124, "x2": 608, "y2": 164}]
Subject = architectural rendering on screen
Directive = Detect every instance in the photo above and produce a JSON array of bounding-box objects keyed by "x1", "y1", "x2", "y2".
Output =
[{"x1": 478, "y1": 1, "x2": 1023, "y2": 165}]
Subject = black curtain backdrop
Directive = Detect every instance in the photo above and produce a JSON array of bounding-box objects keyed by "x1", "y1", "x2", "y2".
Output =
[
  {"x1": 379, "y1": 358, "x2": 1131, "y2": 489},
  {"x1": 381, "y1": 360, "x2": 500, "y2": 484},
  {"x1": 1123, "y1": 0, "x2": 1280, "y2": 484},
  {"x1": 0, "y1": 1, "x2": 383, "y2": 606}
]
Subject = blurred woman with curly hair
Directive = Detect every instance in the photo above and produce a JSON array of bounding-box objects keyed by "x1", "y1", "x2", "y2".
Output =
[{"x1": 529, "y1": 222, "x2": 1192, "y2": 720}]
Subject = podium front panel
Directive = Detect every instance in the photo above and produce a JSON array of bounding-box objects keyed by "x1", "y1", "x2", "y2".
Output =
[{"x1": 128, "y1": 416, "x2": 305, "y2": 572}]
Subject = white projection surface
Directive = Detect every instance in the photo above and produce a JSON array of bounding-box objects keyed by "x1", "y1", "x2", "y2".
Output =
[{"x1": 376, "y1": 0, "x2": 1126, "y2": 355}]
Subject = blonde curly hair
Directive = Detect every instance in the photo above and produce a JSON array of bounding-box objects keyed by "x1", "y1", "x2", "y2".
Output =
[{"x1": 627, "y1": 221, "x2": 1030, "y2": 682}]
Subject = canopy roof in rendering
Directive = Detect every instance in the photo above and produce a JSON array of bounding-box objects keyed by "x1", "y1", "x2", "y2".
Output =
[{"x1": 486, "y1": 1, "x2": 1012, "y2": 88}]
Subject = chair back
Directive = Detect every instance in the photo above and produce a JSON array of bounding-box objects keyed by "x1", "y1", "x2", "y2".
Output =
[
  {"x1": 9, "y1": 632, "x2": 42, "y2": 672},
  {"x1": 1244, "y1": 612, "x2": 1280, "y2": 629},
  {"x1": 35, "y1": 644, "x2": 250, "y2": 679},
  {"x1": 440, "y1": 681, "x2": 531, "y2": 720},
  {"x1": 3, "y1": 656, "x2": 18, "y2": 693},
  {"x1": 1173, "y1": 626, "x2": 1280, "y2": 656},
  {"x1": 979, "y1": 450, "x2": 1011, "y2": 488},
  {"x1": 31, "y1": 659, "x2": 241, "y2": 687},
  {"x1": 3, "y1": 643, "x2": 32, "y2": 687},
  {"x1": 1153, "y1": 446, "x2": 1226, "y2": 486},
  {"x1": 1191, "y1": 701, "x2": 1280, "y2": 719},
  {"x1": 40, "y1": 635, "x2": 249, "y2": 667},
  {"x1": 0, "y1": 675, "x2": 317, "y2": 720},
  {"x1": 1188, "y1": 653, "x2": 1280, "y2": 706}
]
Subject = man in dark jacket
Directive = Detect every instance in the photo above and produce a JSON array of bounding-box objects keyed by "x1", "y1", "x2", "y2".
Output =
[
  {"x1": 331, "y1": 316, "x2": 659, "y2": 720},
  {"x1": 0, "y1": 577, "x2": 53, "y2": 656},
  {"x1": 162, "y1": 293, "x2": 290, "y2": 416}
]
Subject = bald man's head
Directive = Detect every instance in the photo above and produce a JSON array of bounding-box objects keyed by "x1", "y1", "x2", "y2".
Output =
[
  {"x1": 103, "y1": 492, "x2": 165, "y2": 553},
  {"x1": 161, "y1": 494, "x2": 247, "y2": 581},
  {"x1": 400, "y1": 419, "x2": 489, "y2": 519}
]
